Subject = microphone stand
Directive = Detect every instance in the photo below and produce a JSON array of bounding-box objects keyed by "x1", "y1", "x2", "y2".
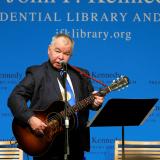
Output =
[{"x1": 60, "y1": 63, "x2": 70, "y2": 160}]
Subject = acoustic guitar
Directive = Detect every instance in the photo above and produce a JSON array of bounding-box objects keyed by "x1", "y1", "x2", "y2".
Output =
[{"x1": 12, "y1": 76, "x2": 129, "y2": 156}]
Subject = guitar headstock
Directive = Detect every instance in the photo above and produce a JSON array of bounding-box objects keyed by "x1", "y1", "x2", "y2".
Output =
[{"x1": 109, "y1": 76, "x2": 129, "y2": 91}]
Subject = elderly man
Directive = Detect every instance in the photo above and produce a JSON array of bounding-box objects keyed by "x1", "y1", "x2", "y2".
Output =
[{"x1": 8, "y1": 34, "x2": 104, "y2": 160}]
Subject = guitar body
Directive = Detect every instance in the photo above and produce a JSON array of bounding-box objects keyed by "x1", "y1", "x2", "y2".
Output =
[{"x1": 12, "y1": 101, "x2": 77, "y2": 156}]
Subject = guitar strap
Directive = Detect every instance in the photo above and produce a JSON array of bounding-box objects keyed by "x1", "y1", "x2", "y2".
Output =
[{"x1": 70, "y1": 65, "x2": 107, "y2": 87}]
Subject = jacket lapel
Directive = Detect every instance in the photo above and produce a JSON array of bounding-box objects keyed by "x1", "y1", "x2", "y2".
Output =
[{"x1": 47, "y1": 62, "x2": 63, "y2": 101}]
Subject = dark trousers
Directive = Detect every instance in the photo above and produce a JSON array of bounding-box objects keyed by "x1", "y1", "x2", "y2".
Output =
[
  {"x1": 33, "y1": 130, "x2": 85, "y2": 160},
  {"x1": 33, "y1": 150, "x2": 84, "y2": 160}
]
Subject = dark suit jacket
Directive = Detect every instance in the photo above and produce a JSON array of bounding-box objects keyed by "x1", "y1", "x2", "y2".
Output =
[{"x1": 8, "y1": 61, "x2": 95, "y2": 152}]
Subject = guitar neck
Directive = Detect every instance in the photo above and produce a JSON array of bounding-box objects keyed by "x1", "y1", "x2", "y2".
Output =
[
  {"x1": 67, "y1": 86, "x2": 110, "y2": 115},
  {"x1": 59, "y1": 75, "x2": 129, "y2": 117}
]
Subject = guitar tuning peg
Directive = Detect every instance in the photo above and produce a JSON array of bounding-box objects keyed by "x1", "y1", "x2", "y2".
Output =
[
  {"x1": 117, "y1": 78, "x2": 119, "y2": 80},
  {"x1": 113, "y1": 80, "x2": 115, "y2": 82},
  {"x1": 121, "y1": 75, "x2": 124, "y2": 77}
]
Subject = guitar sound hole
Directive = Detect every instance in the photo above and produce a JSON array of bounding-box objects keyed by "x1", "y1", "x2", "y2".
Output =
[{"x1": 47, "y1": 112, "x2": 63, "y2": 126}]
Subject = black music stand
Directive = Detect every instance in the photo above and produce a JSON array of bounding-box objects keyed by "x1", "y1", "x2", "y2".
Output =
[{"x1": 87, "y1": 98, "x2": 158, "y2": 160}]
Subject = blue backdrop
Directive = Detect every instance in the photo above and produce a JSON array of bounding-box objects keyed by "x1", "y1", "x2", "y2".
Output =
[{"x1": 0, "y1": 1, "x2": 160, "y2": 160}]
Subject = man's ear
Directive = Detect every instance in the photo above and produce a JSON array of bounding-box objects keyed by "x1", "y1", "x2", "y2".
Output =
[{"x1": 48, "y1": 46, "x2": 51, "y2": 56}]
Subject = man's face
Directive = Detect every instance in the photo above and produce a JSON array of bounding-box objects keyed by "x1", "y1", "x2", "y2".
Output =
[{"x1": 48, "y1": 37, "x2": 72, "y2": 70}]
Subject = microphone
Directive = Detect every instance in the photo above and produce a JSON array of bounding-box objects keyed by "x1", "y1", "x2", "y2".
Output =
[
  {"x1": 59, "y1": 61, "x2": 67, "y2": 76},
  {"x1": 60, "y1": 60, "x2": 67, "y2": 66}
]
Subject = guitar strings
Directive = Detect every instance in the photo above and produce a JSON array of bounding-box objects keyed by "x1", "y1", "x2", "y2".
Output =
[{"x1": 46, "y1": 95, "x2": 95, "y2": 126}]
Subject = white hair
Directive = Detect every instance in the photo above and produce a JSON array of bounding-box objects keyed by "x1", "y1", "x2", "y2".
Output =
[{"x1": 50, "y1": 34, "x2": 74, "y2": 49}]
